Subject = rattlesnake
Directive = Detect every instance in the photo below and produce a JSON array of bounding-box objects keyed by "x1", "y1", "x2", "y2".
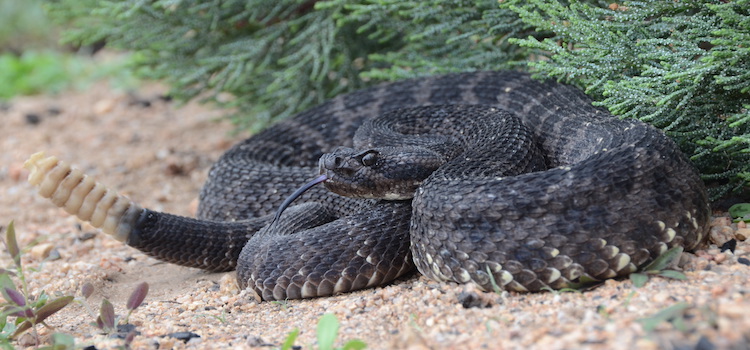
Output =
[{"x1": 25, "y1": 71, "x2": 710, "y2": 301}]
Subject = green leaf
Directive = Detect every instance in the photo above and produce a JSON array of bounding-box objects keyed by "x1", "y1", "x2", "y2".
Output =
[
  {"x1": 99, "y1": 299, "x2": 116, "y2": 330},
  {"x1": 0, "y1": 275, "x2": 18, "y2": 306},
  {"x1": 728, "y1": 203, "x2": 750, "y2": 222},
  {"x1": 30, "y1": 290, "x2": 50, "y2": 309},
  {"x1": 657, "y1": 270, "x2": 687, "y2": 281},
  {"x1": 54, "y1": 333, "x2": 76, "y2": 349},
  {"x1": 637, "y1": 302, "x2": 690, "y2": 332},
  {"x1": 280, "y1": 328, "x2": 299, "y2": 350},
  {"x1": 630, "y1": 273, "x2": 649, "y2": 288},
  {"x1": 126, "y1": 282, "x2": 149, "y2": 310},
  {"x1": 2, "y1": 288, "x2": 24, "y2": 307},
  {"x1": 0, "y1": 321, "x2": 16, "y2": 337},
  {"x1": 9, "y1": 320, "x2": 32, "y2": 339},
  {"x1": 485, "y1": 266, "x2": 503, "y2": 294},
  {"x1": 342, "y1": 339, "x2": 368, "y2": 350},
  {"x1": 4, "y1": 221, "x2": 20, "y2": 268},
  {"x1": 35, "y1": 296, "x2": 74, "y2": 324},
  {"x1": 38, "y1": 333, "x2": 76, "y2": 350},
  {"x1": 317, "y1": 313, "x2": 340, "y2": 350},
  {"x1": 80, "y1": 283, "x2": 94, "y2": 299},
  {"x1": 578, "y1": 275, "x2": 599, "y2": 284},
  {"x1": 642, "y1": 246, "x2": 684, "y2": 272}
]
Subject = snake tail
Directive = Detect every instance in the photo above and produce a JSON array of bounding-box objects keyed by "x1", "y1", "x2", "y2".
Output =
[
  {"x1": 24, "y1": 152, "x2": 143, "y2": 242},
  {"x1": 24, "y1": 152, "x2": 252, "y2": 272}
]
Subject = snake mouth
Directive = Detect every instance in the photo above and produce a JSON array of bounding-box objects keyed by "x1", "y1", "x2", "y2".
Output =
[{"x1": 272, "y1": 174, "x2": 328, "y2": 224}]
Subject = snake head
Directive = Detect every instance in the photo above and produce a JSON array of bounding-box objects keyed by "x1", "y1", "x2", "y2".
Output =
[{"x1": 318, "y1": 146, "x2": 444, "y2": 200}]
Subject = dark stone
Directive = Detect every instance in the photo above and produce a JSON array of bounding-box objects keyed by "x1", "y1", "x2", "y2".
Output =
[
  {"x1": 695, "y1": 335, "x2": 716, "y2": 350},
  {"x1": 738, "y1": 257, "x2": 750, "y2": 266},
  {"x1": 457, "y1": 291, "x2": 491, "y2": 308},
  {"x1": 108, "y1": 323, "x2": 140, "y2": 339},
  {"x1": 720, "y1": 239, "x2": 736, "y2": 253},
  {"x1": 25, "y1": 113, "x2": 41, "y2": 125},
  {"x1": 47, "y1": 106, "x2": 62, "y2": 115},
  {"x1": 77, "y1": 232, "x2": 98, "y2": 241},
  {"x1": 168, "y1": 331, "x2": 201, "y2": 343}
]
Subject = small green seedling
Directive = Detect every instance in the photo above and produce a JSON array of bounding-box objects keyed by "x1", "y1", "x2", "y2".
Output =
[
  {"x1": 281, "y1": 314, "x2": 366, "y2": 350},
  {"x1": 637, "y1": 302, "x2": 691, "y2": 332},
  {"x1": 630, "y1": 246, "x2": 687, "y2": 288},
  {"x1": 0, "y1": 221, "x2": 74, "y2": 345},
  {"x1": 91, "y1": 282, "x2": 149, "y2": 335},
  {"x1": 485, "y1": 266, "x2": 503, "y2": 294}
]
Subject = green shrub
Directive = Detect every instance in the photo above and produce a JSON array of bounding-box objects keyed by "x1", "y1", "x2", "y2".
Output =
[{"x1": 45, "y1": 0, "x2": 750, "y2": 197}]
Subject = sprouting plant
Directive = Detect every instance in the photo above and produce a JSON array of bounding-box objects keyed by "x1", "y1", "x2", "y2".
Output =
[
  {"x1": 89, "y1": 282, "x2": 149, "y2": 335},
  {"x1": 485, "y1": 266, "x2": 503, "y2": 295},
  {"x1": 629, "y1": 246, "x2": 687, "y2": 288},
  {"x1": 194, "y1": 310, "x2": 228, "y2": 324},
  {"x1": 37, "y1": 333, "x2": 76, "y2": 350},
  {"x1": 71, "y1": 280, "x2": 148, "y2": 349},
  {"x1": 280, "y1": 328, "x2": 300, "y2": 350},
  {"x1": 271, "y1": 298, "x2": 291, "y2": 312},
  {"x1": 316, "y1": 314, "x2": 366, "y2": 350},
  {"x1": 281, "y1": 314, "x2": 366, "y2": 350},
  {"x1": 0, "y1": 221, "x2": 74, "y2": 346},
  {"x1": 540, "y1": 286, "x2": 583, "y2": 295},
  {"x1": 637, "y1": 302, "x2": 691, "y2": 332}
]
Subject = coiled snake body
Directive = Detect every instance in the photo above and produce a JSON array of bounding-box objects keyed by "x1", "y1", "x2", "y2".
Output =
[{"x1": 25, "y1": 71, "x2": 710, "y2": 301}]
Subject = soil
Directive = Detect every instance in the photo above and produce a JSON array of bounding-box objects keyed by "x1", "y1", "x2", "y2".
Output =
[{"x1": 0, "y1": 82, "x2": 749, "y2": 350}]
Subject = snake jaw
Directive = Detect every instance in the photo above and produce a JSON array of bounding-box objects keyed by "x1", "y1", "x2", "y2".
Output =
[{"x1": 319, "y1": 146, "x2": 443, "y2": 200}]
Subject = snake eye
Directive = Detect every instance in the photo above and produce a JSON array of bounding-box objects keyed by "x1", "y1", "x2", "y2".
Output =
[{"x1": 360, "y1": 150, "x2": 378, "y2": 167}]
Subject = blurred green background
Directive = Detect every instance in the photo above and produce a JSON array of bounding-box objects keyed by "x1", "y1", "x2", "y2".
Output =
[{"x1": 0, "y1": 0, "x2": 136, "y2": 100}]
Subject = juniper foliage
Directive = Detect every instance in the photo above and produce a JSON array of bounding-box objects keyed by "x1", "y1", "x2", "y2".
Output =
[
  {"x1": 46, "y1": 0, "x2": 749, "y2": 197},
  {"x1": 505, "y1": 0, "x2": 750, "y2": 198},
  {"x1": 318, "y1": 0, "x2": 537, "y2": 80},
  {"x1": 46, "y1": 0, "x2": 396, "y2": 131}
]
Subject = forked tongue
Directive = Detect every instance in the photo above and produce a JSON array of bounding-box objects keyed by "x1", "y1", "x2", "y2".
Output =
[{"x1": 272, "y1": 174, "x2": 328, "y2": 223}]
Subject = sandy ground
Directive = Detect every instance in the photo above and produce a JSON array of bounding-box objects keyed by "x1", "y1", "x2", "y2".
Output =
[{"x1": 1, "y1": 82, "x2": 749, "y2": 350}]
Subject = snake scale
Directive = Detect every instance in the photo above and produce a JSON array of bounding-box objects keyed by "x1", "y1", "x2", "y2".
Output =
[{"x1": 25, "y1": 71, "x2": 711, "y2": 301}]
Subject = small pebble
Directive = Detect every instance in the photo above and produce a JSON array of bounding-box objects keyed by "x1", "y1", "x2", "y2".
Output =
[
  {"x1": 94, "y1": 99, "x2": 116, "y2": 115},
  {"x1": 457, "y1": 291, "x2": 492, "y2": 309},
  {"x1": 77, "y1": 232, "x2": 98, "y2": 241},
  {"x1": 735, "y1": 228, "x2": 749, "y2": 241},
  {"x1": 710, "y1": 285, "x2": 727, "y2": 297},
  {"x1": 25, "y1": 113, "x2": 42, "y2": 125},
  {"x1": 47, "y1": 106, "x2": 62, "y2": 115},
  {"x1": 220, "y1": 273, "x2": 239, "y2": 294},
  {"x1": 711, "y1": 217, "x2": 732, "y2": 227},
  {"x1": 17, "y1": 333, "x2": 36, "y2": 347},
  {"x1": 30, "y1": 243, "x2": 55, "y2": 260},
  {"x1": 714, "y1": 253, "x2": 727, "y2": 264},
  {"x1": 738, "y1": 257, "x2": 750, "y2": 266},
  {"x1": 711, "y1": 226, "x2": 735, "y2": 247},
  {"x1": 8, "y1": 163, "x2": 24, "y2": 182},
  {"x1": 167, "y1": 331, "x2": 201, "y2": 343}
]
